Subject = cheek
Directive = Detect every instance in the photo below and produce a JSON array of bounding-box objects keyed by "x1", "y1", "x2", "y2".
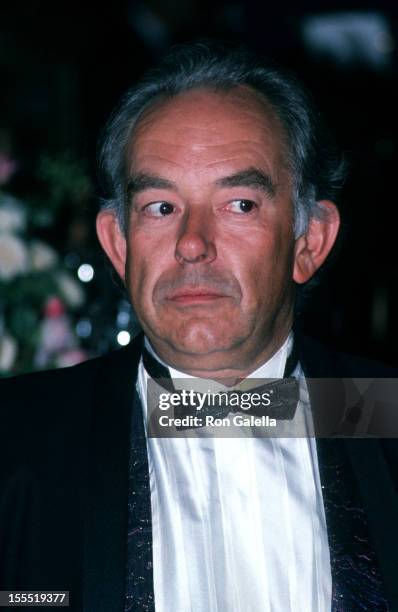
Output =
[
  {"x1": 125, "y1": 241, "x2": 153, "y2": 307},
  {"x1": 233, "y1": 232, "x2": 294, "y2": 305},
  {"x1": 126, "y1": 233, "x2": 176, "y2": 315}
]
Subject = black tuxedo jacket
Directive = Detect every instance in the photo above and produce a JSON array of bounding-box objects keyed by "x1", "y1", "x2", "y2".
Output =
[{"x1": 1, "y1": 332, "x2": 398, "y2": 611}]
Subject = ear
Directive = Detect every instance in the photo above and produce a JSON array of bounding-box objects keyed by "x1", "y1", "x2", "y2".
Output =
[
  {"x1": 293, "y1": 200, "x2": 340, "y2": 284},
  {"x1": 96, "y1": 210, "x2": 127, "y2": 282}
]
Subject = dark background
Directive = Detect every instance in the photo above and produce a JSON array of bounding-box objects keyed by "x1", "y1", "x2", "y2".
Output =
[{"x1": 1, "y1": 0, "x2": 397, "y2": 369}]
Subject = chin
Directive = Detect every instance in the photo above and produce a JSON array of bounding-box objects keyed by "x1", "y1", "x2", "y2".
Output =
[{"x1": 167, "y1": 322, "x2": 241, "y2": 357}]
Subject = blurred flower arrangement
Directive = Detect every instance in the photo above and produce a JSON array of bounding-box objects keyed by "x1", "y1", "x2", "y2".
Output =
[{"x1": 0, "y1": 150, "x2": 91, "y2": 376}]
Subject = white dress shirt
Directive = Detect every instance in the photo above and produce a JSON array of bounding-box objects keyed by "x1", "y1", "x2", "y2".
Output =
[{"x1": 137, "y1": 334, "x2": 332, "y2": 612}]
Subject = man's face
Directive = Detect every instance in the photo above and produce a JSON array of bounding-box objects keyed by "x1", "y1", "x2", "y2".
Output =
[{"x1": 103, "y1": 88, "x2": 304, "y2": 375}]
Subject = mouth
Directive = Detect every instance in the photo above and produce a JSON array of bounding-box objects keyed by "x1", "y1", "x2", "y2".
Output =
[{"x1": 166, "y1": 288, "x2": 228, "y2": 305}]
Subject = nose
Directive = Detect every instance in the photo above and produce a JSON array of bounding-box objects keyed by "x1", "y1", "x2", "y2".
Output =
[{"x1": 175, "y1": 209, "x2": 217, "y2": 265}]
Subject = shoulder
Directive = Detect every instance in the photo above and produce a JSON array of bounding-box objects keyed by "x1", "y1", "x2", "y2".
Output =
[
  {"x1": 0, "y1": 334, "x2": 144, "y2": 474},
  {"x1": 0, "y1": 333, "x2": 144, "y2": 416},
  {"x1": 1, "y1": 351, "x2": 103, "y2": 398},
  {"x1": 295, "y1": 330, "x2": 398, "y2": 378}
]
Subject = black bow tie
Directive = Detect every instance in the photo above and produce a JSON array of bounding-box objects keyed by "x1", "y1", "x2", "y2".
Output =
[{"x1": 142, "y1": 344, "x2": 300, "y2": 430}]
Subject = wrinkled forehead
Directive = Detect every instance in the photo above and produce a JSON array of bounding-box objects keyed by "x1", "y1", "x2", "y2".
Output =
[{"x1": 126, "y1": 86, "x2": 291, "y2": 173}]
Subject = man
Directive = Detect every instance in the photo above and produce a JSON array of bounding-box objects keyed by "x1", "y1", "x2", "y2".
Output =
[{"x1": 1, "y1": 42, "x2": 398, "y2": 611}]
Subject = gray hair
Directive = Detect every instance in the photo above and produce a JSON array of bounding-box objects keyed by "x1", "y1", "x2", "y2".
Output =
[{"x1": 98, "y1": 41, "x2": 346, "y2": 237}]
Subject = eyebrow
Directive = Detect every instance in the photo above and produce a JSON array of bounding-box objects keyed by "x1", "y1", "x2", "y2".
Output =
[
  {"x1": 126, "y1": 167, "x2": 277, "y2": 198},
  {"x1": 126, "y1": 173, "x2": 176, "y2": 197},
  {"x1": 215, "y1": 168, "x2": 277, "y2": 197}
]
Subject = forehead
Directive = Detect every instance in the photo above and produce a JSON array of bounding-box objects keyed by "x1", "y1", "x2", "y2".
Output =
[{"x1": 127, "y1": 87, "x2": 290, "y2": 177}]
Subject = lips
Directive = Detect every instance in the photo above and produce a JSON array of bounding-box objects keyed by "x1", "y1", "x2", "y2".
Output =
[{"x1": 167, "y1": 288, "x2": 227, "y2": 304}]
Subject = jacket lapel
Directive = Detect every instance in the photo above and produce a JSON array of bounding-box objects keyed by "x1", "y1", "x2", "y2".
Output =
[
  {"x1": 83, "y1": 336, "x2": 143, "y2": 612},
  {"x1": 316, "y1": 439, "x2": 390, "y2": 611},
  {"x1": 345, "y1": 440, "x2": 398, "y2": 608},
  {"x1": 124, "y1": 385, "x2": 155, "y2": 611},
  {"x1": 296, "y1": 331, "x2": 392, "y2": 610}
]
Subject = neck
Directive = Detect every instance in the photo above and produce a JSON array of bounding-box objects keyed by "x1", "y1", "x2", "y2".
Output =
[{"x1": 146, "y1": 327, "x2": 292, "y2": 384}]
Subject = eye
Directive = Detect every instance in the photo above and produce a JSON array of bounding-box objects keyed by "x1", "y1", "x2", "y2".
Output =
[
  {"x1": 226, "y1": 199, "x2": 257, "y2": 214},
  {"x1": 143, "y1": 201, "x2": 175, "y2": 217}
]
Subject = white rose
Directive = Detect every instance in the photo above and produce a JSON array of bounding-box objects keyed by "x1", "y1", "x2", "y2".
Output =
[
  {"x1": 0, "y1": 234, "x2": 29, "y2": 279},
  {"x1": 0, "y1": 196, "x2": 27, "y2": 233},
  {"x1": 30, "y1": 240, "x2": 58, "y2": 271},
  {"x1": 0, "y1": 332, "x2": 17, "y2": 372},
  {"x1": 57, "y1": 272, "x2": 85, "y2": 308}
]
